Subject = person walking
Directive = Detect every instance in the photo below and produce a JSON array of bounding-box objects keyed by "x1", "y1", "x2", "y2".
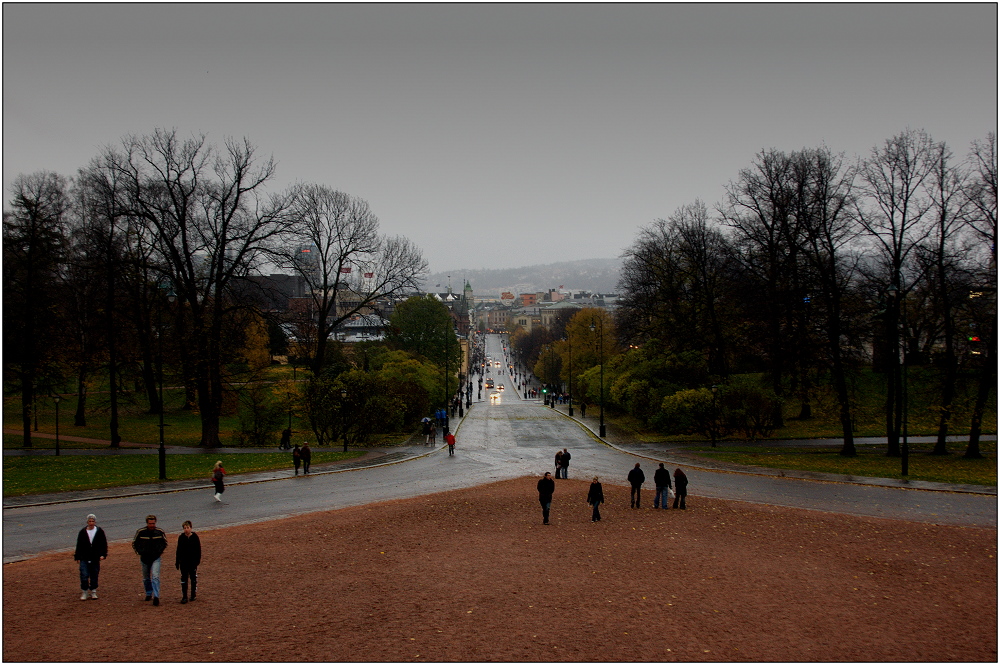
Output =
[
  {"x1": 429, "y1": 423, "x2": 437, "y2": 446},
  {"x1": 560, "y1": 448, "x2": 571, "y2": 479},
  {"x1": 445, "y1": 431, "x2": 456, "y2": 456},
  {"x1": 627, "y1": 463, "x2": 645, "y2": 508},
  {"x1": 74, "y1": 513, "x2": 108, "y2": 600},
  {"x1": 292, "y1": 444, "x2": 301, "y2": 475},
  {"x1": 131, "y1": 514, "x2": 167, "y2": 606},
  {"x1": 673, "y1": 468, "x2": 689, "y2": 509},
  {"x1": 175, "y1": 520, "x2": 201, "y2": 604},
  {"x1": 422, "y1": 418, "x2": 431, "y2": 444},
  {"x1": 587, "y1": 477, "x2": 604, "y2": 522},
  {"x1": 211, "y1": 460, "x2": 226, "y2": 501},
  {"x1": 537, "y1": 472, "x2": 555, "y2": 525},
  {"x1": 279, "y1": 427, "x2": 291, "y2": 450},
  {"x1": 300, "y1": 442, "x2": 312, "y2": 474},
  {"x1": 554, "y1": 449, "x2": 563, "y2": 478},
  {"x1": 653, "y1": 463, "x2": 673, "y2": 509}
]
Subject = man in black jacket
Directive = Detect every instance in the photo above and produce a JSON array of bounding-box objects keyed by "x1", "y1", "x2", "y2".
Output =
[
  {"x1": 132, "y1": 514, "x2": 168, "y2": 606},
  {"x1": 653, "y1": 463, "x2": 673, "y2": 509},
  {"x1": 74, "y1": 513, "x2": 108, "y2": 600},
  {"x1": 175, "y1": 520, "x2": 202, "y2": 604},
  {"x1": 627, "y1": 463, "x2": 645, "y2": 508},
  {"x1": 559, "y1": 448, "x2": 571, "y2": 479},
  {"x1": 537, "y1": 472, "x2": 555, "y2": 524}
]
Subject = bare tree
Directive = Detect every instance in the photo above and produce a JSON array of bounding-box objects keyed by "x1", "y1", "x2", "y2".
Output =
[
  {"x1": 3, "y1": 172, "x2": 69, "y2": 446},
  {"x1": 917, "y1": 141, "x2": 970, "y2": 455},
  {"x1": 962, "y1": 133, "x2": 998, "y2": 459},
  {"x1": 107, "y1": 129, "x2": 291, "y2": 447},
  {"x1": 791, "y1": 147, "x2": 862, "y2": 456},
  {"x1": 856, "y1": 129, "x2": 936, "y2": 456},
  {"x1": 277, "y1": 183, "x2": 427, "y2": 373}
]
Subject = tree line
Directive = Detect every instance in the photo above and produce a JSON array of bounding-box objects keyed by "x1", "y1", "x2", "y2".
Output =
[
  {"x1": 514, "y1": 130, "x2": 995, "y2": 458},
  {"x1": 4, "y1": 128, "x2": 429, "y2": 448}
]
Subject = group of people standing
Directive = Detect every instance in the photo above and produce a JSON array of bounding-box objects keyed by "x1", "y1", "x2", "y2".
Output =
[
  {"x1": 553, "y1": 448, "x2": 571, "y2": 478},
  {"x1": 537, "y1": 460, "x2": 689, "y2": 524},
  {"x1": 627, "y1": 462, "x2": 687, "y2": 509},
  {"x1": 74, "y1": 513, "x2": 202, "y2": 606}
]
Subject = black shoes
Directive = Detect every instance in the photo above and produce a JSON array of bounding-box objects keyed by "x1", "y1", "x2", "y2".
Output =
[
  {"x1": 153, "y1": 596, "x2": 159, "y2": 606},
  {"x1": 144, "y1": 595, "x2": 152, "y2": 601},
  {"x1": 181, "y1": 596, "x2": 188, "y2": 604}
]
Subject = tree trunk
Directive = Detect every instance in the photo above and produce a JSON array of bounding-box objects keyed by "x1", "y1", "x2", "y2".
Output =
[
  {"x1": 884, "y1": 301, "x2": 900, "y2": 457},
  {"x1": 74, "y1": 367, "x2": 88, "y2": 427},
  {"x1": 965, "y1": 329, "x2": 994, "y2": 459}
]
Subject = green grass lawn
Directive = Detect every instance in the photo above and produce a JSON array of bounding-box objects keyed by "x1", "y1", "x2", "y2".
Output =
[
  {"x1": 693, "y1": 444, "x2": 997, "y2": 487},
  {"x1": 2, "y1": 450, "x2": 364, "y2": 497}
]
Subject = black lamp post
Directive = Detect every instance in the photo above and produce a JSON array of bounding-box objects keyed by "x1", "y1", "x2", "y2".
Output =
[
  {"x1": 710, "y1": 384, "x2": 719, "y2": 448},
  {"x1": 340, "y1": 388, "x2": 349, "y2": 452},
  {"x1": 590, "y1": 317, "x2": 606, "y2": 438},
  {"x1": 53, "y1": 394, "x2": 61, "y2": 456}
]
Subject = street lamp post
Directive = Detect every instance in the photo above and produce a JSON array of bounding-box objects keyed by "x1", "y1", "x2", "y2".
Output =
[
  {"x1": 53, "y1": 395, "x2": 61, "y2": 456},
  {"x1": 340, "y1": 388, "x2": 348, "y2": 453},
  {"x1": 590, "y1": 317, "x2": 606, "y2": 438}
]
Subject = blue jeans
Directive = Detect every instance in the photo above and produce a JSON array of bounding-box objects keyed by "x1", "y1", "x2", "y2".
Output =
[
  {"x1": 78, "y1": 560, "x2": 101, "y2": 590},
  {"x1": 654, "y1": 486, "x2": 670, "y2": 508},
  {"x1": 141, "y1": 558, "x2": 162, "y2": 597},
  {"x1": 539, "y1": 499, "x2": 552, "y2": 523}
]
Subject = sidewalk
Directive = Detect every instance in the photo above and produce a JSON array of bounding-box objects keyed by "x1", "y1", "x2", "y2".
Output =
[{"x1": 543, "y1": 401, "x2": 997, "y2": 496}]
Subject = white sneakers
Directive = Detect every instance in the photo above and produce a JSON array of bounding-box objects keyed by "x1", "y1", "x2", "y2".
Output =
[
  {"x1": 81, "y1": 591, "x2": 88, "y2": 601},
  {"x1": 214, "y1": 493, "x2": 221, "y2": 502},
  {"x1": 81, "y1": 590, "x2": 98, "y2": 600},
  {"x1": 90, "y1": 590, "x2": 98, "y2": 599}
]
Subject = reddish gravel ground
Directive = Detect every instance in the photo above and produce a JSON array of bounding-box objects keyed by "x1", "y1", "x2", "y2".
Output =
[{"x1": 3, "y1": 477, "x2": 996, "y2": 662}]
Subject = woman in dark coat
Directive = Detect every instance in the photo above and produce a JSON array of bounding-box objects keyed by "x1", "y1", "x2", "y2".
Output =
[
  {"x1": 673, "y1": 468, "x2": 688, "y2": 509},
  {"x1": 587, "y1": 476, "x2": 605, "y2": 522}
]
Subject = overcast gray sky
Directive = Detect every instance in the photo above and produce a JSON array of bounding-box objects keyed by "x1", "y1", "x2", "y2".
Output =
[{"x1": 3, "y1": 3, "x2": 996, "y2": 273}]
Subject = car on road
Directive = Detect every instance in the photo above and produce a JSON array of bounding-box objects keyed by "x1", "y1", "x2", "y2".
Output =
[
  {"x1": 490, "y1": 391, "x2": 501, "y2": 402},
  {"x1": 498, "y1": 384, "x2": 505, "y2": 391},
  {"x1": 485, "y1": 379, "x2": 494, "y2": 389}
]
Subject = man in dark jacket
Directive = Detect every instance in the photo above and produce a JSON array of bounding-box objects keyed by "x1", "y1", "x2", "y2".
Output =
[
  {"x1": 537, "y1": 472, "x2": 555, "y2": 524},
  {"x1": 653, "y1": 463, "x2": 673, "y2": 509},
  {"x1": 627, "y1": 463, "x2": 645, "y2": 508},
  {"x1": 300, "y1": 442, "x2": 312, "y2": 474},
  {"x1": 560, "y1": 448, "x2": 571, "y2": 479},
  {"x1": 132, "y1": 514, "x2": 168, "y2": 605},
  {"x1": 74, "y1": 513, "x2": 108, "y2": 600},
  {"x1": 175, "y1": 520, "x2": 202, "y2": 604}
]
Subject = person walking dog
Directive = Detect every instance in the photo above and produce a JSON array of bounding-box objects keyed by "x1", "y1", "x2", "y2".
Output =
[{"x1": 74, "y1": 513, "x2": 108, "y2": 600}]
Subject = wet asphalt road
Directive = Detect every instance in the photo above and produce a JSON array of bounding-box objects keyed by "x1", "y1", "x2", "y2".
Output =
[{"x1": 3, "y1": 336, "x2": 996, "y2": 562}]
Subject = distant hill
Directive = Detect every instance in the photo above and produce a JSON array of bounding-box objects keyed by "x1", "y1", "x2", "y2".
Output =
[{"x1": 423, "y1": 258, "x2": 622, "y2": 297}]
